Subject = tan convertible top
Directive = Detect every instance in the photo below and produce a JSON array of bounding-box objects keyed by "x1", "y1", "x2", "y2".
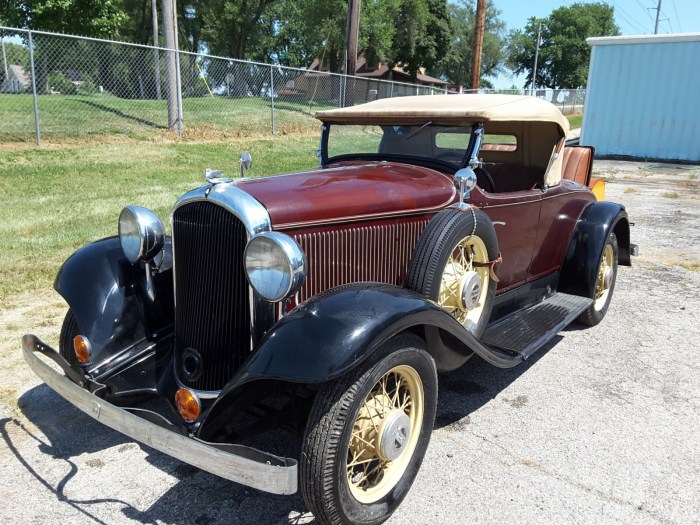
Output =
[
  {"x1": 316, "y1": 94, "x2": 570, "y2": 135},
  {"x1": 316, "y1": 94, "x2": 570, "y2": 187}
]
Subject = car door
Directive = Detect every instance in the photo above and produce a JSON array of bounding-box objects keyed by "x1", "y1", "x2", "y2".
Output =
[{"x1": 470, "y1": 187, "x2": 543, "y2": 292}]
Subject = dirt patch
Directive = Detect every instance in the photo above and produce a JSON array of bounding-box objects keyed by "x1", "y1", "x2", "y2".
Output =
[{"x1": 504, "y1": 395, "x2": 529, "y2": 408}]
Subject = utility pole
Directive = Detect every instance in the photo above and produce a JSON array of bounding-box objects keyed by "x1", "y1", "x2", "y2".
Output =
[
  {"x1": 343, "y1": 0, "x2": 360, "y2": 107},
  {"x1": 653, "y1": 0, "x2": 662, "y2": 34},
  {"x1": 161, "y1": 0, "x2": 180, "y2": 132},
  {"x1": 531, "y1": 24, "x2": 541, "y2": 96},
  {"x1": 470, "y1": 0, "x2": 486, "y2": 90},
  {"x1": 152, "y1": 0, "x2": 162, "y2": 100}
]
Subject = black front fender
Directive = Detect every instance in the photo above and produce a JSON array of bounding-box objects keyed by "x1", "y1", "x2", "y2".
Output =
[
  {"x1": 198, "y1": 283, "x2": 520, "y2": 436},
  {"x1": 54, "y1": 236, "x2": 173, "y2": 370},
  {"x1": 558, "y1": 201, "x2": 631, "y2": 298}
]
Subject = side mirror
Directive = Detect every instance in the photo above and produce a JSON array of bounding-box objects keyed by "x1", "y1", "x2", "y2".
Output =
[
  {"x1": 454, "y1": 167, "x2": 477, "y2": 204},
  {"x1": 239, "y1": 151, "x2": 253, "y2": 178}
]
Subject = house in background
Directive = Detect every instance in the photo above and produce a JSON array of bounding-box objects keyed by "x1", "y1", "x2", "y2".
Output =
[
  {"x1": 1, "y1": 64, "x2": 30, "y2": 93},
  {"x1": 278, "y1": 53, "x2": 446, "y2": 103}
]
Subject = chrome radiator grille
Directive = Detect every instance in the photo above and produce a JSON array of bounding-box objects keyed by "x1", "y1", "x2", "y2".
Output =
[
  {"x1": 172, "y1": 201, "x2": 251, "y2": 391},
  {"x1": 293, "y1": 217, "x2": 431, "y2": 302}
]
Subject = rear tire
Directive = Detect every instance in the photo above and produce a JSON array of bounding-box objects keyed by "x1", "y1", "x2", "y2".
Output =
[
  {"x1": 300, "y1": 334, "x2": 437, "y2": 525},
  {"x1": 577, "y1": 232, "x2": 618, "y2": 326}
]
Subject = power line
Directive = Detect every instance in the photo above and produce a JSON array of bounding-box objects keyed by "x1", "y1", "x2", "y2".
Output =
[
  {"x1": 633, "y1": 0, "x2": 656, "y2": 26},
  {"x1": 671, "y1": 0, "x2": 682, "y2": 32},
  {"x1": 608, "y1": 0, "x2": 649, "y2": 33}
]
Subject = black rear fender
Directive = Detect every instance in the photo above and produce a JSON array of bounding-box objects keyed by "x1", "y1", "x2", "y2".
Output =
[
  {"x1": 53, "y1": 236, "x2": 174, "y2": 366},
  {"x1": 558, "y1": 202, "x2": 631, "y2": 298}
]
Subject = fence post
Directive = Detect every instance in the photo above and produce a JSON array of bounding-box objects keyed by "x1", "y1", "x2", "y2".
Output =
[
  {"x1": 27, "y1": 31, "x2": 41, "y2": 146},
  {"x1": 174, "y1": 49, "x2": 183, "y2": 137},
  {"x1": 270, "y1": 65, "x2": 275, "y2": 135}
]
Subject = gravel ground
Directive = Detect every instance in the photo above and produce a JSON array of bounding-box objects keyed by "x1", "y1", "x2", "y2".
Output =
[{"x1": 1, "y1": 159, "x2": 698, "y2": 525}]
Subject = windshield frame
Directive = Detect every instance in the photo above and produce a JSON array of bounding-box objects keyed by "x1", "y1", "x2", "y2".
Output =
[{"x1": 319, "y1": 122, "x2": 483, "y2": 173}]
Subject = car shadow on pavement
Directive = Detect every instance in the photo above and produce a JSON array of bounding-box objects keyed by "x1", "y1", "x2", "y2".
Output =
[
  {"x1": 12, "y1": 384, "x2": 313, "y2": 524},
  {"x1": 434, "y1": 335, "x2": 563, "y2": 430}
]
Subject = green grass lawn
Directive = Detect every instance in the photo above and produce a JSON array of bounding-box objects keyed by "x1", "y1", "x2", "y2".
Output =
[
  {"x1": 568, "y1": 114, "x2": 583, "y2": 130},
  {"x1": 0, "y1": 93, "x2": 336, "y2": 141},
  {"x1": 0, "y1": 136, "x2": 320, "y2": 303}
]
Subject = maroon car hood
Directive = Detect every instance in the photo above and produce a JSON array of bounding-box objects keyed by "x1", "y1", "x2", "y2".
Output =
[{"x1": 238, "y1": 162, "x2": 456, "y2": 228}]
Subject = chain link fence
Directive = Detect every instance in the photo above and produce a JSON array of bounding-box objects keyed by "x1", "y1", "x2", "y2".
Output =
[
  {"x1": 1, "y1": 26, "x2": 585, "y2": 145},
  {"x1": 461, "y1": 87, "x2": 586, "y2": 115},
  {"x1": 0, "y1": 27, "x2": 445, "y2": 144}
]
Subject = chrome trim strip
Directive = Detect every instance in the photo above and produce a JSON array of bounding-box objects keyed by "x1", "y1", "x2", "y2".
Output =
[
  {"x1": 22, "y1": 336, "x2": 298, "y2": 495},
  {"x1": 173, "y1": 183, "x2": 272, "y2": 236},
  {"x1": 273, "y1": 199, "x2": 455, "y2": 231}
]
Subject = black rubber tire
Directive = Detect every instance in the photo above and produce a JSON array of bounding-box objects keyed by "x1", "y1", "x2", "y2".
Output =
[
  {"x1": 300, "y1": 334, "x2": 437, "y2": 525},
  {"x1": 577, "y1": 232, "x2": 619, "y2": 326},
  {"x1": 59, "y1": 309, "x2": 81, "y2": 368},
  {"x1": 406, "y1": 208, "x2": 498, "y2": 338}
]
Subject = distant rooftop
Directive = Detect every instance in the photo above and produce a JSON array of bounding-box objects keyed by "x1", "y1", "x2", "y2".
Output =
[{"x1": 587, "y1": 33, "x2": 700, "y2": 46}]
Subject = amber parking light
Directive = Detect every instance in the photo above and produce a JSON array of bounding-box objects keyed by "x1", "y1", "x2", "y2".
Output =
[
  {"x1": 175, "y1": 387, "x2": 201, "y2": 423},
  {"x1": 73, "y1": 335, "x2": 92, "y2": 365}
]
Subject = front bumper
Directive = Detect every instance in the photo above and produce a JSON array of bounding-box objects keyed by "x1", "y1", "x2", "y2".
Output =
[{"x1": 21, "y1": 334, "x2": 298, "y2": 495}]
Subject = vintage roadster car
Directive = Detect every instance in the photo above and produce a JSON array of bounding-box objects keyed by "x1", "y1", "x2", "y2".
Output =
[{"x1": 23, "y1": 94, "x2": 634, "y2": 524}]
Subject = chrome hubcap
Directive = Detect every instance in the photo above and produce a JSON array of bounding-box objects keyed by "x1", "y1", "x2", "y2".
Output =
[
  {"x1": 378, "y1": 411, "x2": 411, "y2": 461},
  {"x1": 460, "y1": 271, "x2": 482, "y2": 311}
]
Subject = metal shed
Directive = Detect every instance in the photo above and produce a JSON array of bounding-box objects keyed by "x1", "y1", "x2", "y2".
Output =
[{"x1": 581, "y1": 33, "x2": 700, "y2": 162}]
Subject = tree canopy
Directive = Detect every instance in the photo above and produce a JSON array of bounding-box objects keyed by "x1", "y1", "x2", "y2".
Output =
[
  {"x1": 0, "y1": 0, "x2": 460, "y2": 80},
  {"x1": 434, "y1": 0, "x2": 506, "y2": 88},
  {"x1": 507, "y1": 2, "x2": 620, "y2": 89}
]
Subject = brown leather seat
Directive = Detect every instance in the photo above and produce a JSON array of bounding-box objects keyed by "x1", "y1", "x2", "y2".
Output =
[{"x1": 562, "y1": 146, "x2": 594, "y2": 186}]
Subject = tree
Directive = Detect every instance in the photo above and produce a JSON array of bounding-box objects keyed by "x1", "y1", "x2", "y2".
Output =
[
  {"x1": 434, "y1": 0, "x2": 507, "y2": 88},
  {"x1": 507, "y1": 2, "x2": 619, "y2": 89},
  {"x1": 390, "y1": 0, "x2": 451, "y2": 79},
  {"x1": 0, "y1": 0, "x2": 127, "y2": 37},
  {"x1": 199, "y1": 0, "x2": 278, "y2": 59}
]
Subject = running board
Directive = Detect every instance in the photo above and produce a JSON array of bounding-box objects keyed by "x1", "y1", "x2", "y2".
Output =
[{"x1": 481, "y1": 293, "x2": 593, "y2": 360}]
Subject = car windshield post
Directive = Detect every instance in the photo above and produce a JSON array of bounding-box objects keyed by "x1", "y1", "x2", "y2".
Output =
[
  {"x1": 320, "y1": 123, "x2": 330, "y2": 165},
  {"x1": 463, "y1": 123, "x2": 485, "y2": 169}
]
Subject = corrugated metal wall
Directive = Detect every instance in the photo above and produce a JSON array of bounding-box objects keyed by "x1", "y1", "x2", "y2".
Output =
[{"x1": 581, "y1": 35, "x2": 700, "y2": 161}]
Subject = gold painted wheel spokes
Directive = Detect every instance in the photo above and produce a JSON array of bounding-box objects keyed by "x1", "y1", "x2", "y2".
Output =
[
  {"x1": 594, "y1": 243, "x2": 614, "y2": 310},
  {"x1": 346, "y1": 365, "x2": 424, "y2": 504},
  {"x1": 437, "y1": 235, "x2": 490, "y2": 331}
]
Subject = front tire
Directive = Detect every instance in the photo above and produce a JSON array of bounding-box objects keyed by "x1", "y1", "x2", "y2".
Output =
[
  {"x1": 59, "y1": 309, "x2": 81, "y2": 368},
  {"x1": 300, "y1": 334, "x2": 437, "y2": 525}
]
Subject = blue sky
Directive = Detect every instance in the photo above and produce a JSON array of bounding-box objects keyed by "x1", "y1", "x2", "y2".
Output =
[{"x1": 491, "y1": 0, "x2": 700, "y2": 88}]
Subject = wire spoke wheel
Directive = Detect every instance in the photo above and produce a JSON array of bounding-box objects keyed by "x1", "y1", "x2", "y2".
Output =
[
  {"x1": 300, "y1": 334, "x2": 437, "y2": 525},
  {"x1": 437, "y1": 235, "x2": 490, "y2": 331},
  {"x1": 594, "y1": 243, "x2": 614, "y2": 310},
  {"x1": 577, "y1": 232, "x2": 618, "y2": 326},
  {"x1": 407, "y1": 208, "x2": 498, "y2": 340},
  {"x1": 346, "y1": 365, "x2": 424, "y2": 503}
]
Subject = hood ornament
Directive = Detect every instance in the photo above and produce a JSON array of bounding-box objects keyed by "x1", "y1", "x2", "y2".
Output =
[{"x1": 204, "y1": 168, "x2": 233, "y2": 185}]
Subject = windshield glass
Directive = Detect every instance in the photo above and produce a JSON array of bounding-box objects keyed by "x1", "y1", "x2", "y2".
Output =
[{"x1": 326, "y1": 124, "x2": 473, "y2": 169}]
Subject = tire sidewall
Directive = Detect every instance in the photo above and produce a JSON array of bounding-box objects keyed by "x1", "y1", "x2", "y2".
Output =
[
  {"x1": 334, "y1": 343, "x2": 438, "y2": 524},
  {"x1": 593, "y1": 232, "x2": 619, "y2": 320},
  {"x1": 425, "y1": 210, "x2": 498, "y2": 338}
]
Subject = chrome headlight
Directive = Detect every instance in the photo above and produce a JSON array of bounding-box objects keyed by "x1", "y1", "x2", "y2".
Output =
[
  {"x1": 118, "y1": 206, "x2": 166, "y2": 263},
  {"x1": 244, "y1": 232, "x2": 305, "y2": 302}
]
